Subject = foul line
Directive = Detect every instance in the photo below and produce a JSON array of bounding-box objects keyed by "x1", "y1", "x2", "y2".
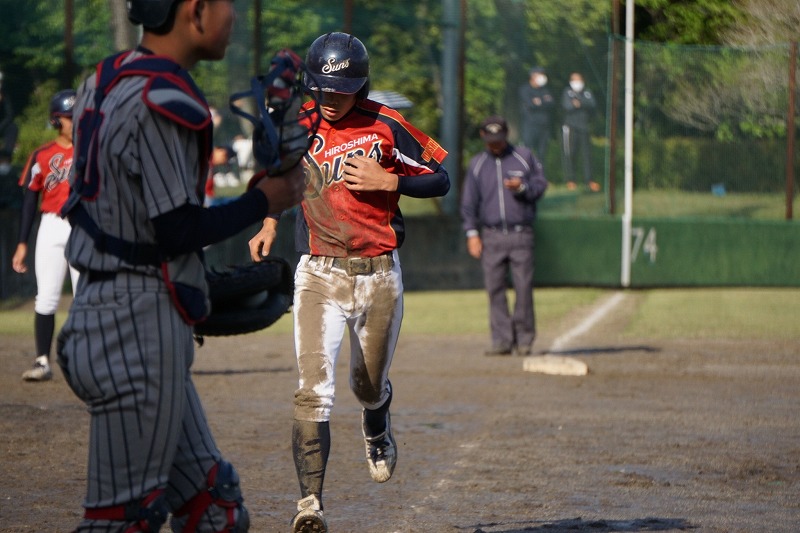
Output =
[{"x1": 546, "y1": 291, "x2": 627, "y2": 354}]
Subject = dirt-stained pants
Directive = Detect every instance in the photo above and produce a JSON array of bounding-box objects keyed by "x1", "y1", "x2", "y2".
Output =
[{"x1": 292, "y1": 251, "x2": 403, "y2": 422}]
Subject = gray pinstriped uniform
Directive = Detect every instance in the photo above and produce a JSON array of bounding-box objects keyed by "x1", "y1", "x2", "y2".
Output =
[{"x1": 57, "y1": 50, "x2": 232, "y2": 532}]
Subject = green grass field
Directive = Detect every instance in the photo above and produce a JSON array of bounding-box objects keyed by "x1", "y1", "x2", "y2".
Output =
[
  {"x1": 395, "y1": 185, "x2": 798, "y2": 220},
  {"x1": 3, "y1": 288, "x2": 798, "y2": 341}
]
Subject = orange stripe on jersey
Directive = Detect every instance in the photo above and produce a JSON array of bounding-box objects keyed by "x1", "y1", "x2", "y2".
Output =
[{"x1": 421, "y1": 138, "x2": 447, "y2": 164}]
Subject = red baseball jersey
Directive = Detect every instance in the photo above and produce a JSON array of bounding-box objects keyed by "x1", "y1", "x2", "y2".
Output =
[
  {"x1": 298, "y1": 98, "x2": 448, "y2": 257},
  {"x1": 18, "y1": 140, "x2": 73, "y2": 214}
]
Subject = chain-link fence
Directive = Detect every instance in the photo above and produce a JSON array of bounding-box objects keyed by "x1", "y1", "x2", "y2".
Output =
[{"x1": 606, "y1": 36, "x2": 799, "y2": 221}]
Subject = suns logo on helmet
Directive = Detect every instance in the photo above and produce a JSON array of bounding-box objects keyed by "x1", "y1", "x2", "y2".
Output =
[{"x1": 322, "y1": 58, "x2": 350, "y2": 74}]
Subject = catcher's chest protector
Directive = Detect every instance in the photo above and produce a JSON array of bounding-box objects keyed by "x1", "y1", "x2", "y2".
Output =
[
  {"x1": 64, "y1": 50, "x2": 215, "y2": 324},
  {"x1": 71, "y1": 50, "x2": 212, "y2": 202}
]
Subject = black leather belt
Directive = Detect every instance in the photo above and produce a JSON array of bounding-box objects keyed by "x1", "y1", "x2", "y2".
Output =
[
  {"x1": 312, "y1": 254, "x2": 394, "y2": 276},
  {"x1": 484, "y1": 224, "x2": 531, "y2": 233},
  {"x1": 86, "y1": 270, "x2": 117, "y2": 283}
]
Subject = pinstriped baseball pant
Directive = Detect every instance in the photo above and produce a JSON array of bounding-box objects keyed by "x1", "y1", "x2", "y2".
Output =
[
  {"x1": 57, "y1": 272, "x2": 235, "y2": 532},
  {"x1": 292, "y1": 251, "x2": 403, "y2": 422}
]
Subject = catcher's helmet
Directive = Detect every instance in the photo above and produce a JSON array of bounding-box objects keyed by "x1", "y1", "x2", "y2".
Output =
[
  {"x1": 49, "y1": 89, "x2": 76, "y2": 129},
  {"x1": 127, "y1": 0, "x2": 177, "y2": 29},
  {"x1": 304, "y1": 32, "x2": 369, "y2": 96}
]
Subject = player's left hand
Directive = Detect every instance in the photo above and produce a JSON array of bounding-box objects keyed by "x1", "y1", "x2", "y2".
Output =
[
  {"x1": 342, "y1": 154, "x2": 398, "y2": 192},
  {"x1": 12, "y1": 243, "x2": 28, "y2": 274}
]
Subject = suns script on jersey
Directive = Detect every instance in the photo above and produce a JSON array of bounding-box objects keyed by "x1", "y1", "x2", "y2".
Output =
[
  {"x1": 318, "y1": 132, "x2": 382, "y2": 183},
  {"x1": 37, "y1": 153, "x2": 72, "y2": 192}
]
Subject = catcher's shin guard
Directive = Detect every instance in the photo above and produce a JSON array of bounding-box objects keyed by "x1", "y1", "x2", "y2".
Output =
[
  {"x1": 82, "y1": 488, "x2": 168, "y2": 532},
  {"x1": 170, "y1": 461, "x2": 250, "y2": 532},
  {"x1": 292, "y1": 420, "x2": 331, "y2": 501}
]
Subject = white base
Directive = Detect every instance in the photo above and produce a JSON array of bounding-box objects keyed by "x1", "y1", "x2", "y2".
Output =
[{"x1": 522, "y1": 355, "x2": 589, "y2": 376}]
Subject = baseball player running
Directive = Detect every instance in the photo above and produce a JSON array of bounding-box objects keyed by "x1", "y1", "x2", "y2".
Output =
[
  {"x1": 55, "y1": 1, "x2": 305, "y2": 531},
  {"x1": 248, "y1": 32, "x2": 450, "y2": 532},
  {"x1": 12, "y1": 89, "x2": 79, "y2": 382}
]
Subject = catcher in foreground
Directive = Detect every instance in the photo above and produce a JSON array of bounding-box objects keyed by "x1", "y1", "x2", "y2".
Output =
[{"x1": 55, "y1": 1, "x2": 307, "y2": 531}]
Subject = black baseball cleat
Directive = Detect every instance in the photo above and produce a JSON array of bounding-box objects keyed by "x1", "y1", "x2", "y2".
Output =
[
  {"x1": 484, "y1": 344, "x2": 513, "y2": 356},
  {"x1": 362, "y1": 409, "x2": 397, "y2": 483},
  {"x1": 291, "y1": 495, "x2": 327, "y2": 533}
]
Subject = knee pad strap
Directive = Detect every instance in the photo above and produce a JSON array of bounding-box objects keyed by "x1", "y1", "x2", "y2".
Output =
[
  {"x1": 83, "y1": 488, "x2": 168, "y2": 532},
  {"x1": 173, "y1": 461, "x2": 249, "y2": 532}
]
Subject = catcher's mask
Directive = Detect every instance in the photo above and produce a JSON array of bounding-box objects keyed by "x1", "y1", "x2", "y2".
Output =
[{"x1": 229, "y1": 49, "x2": 321, "y2": 175}]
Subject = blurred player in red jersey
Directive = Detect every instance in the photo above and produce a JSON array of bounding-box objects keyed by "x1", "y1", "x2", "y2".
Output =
[{"x1": 12, "y1": 89, "x2": 79, "y2": 381}]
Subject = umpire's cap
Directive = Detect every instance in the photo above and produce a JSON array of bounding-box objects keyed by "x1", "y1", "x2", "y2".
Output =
[
  {"x1": 304, "y1": 32, "x2": 370, "y2": 95},
  {"x1": 480, "y1": 116, "x2": 509, "y2": 143},
  {"x1": 127, "y1": 0, "x2": 177, "y2": 29}
]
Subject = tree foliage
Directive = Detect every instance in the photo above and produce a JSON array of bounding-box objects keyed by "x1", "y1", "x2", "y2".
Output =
[
  {"x1": 638, "y1": 0, "x2": 799, "y2": 140},
  {"x1": 635, "y1": 0, "x2": 744, "y2": 45},
  {"x1": 1, "y1": 0, "x2": 796, "y2": 167}
]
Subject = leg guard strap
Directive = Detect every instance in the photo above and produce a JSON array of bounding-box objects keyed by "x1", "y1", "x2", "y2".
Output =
[
  {"x1": 172, "y1": 461, "x2": 249, "y2": 532},
  {"x1": 83, "y1": 489, "x2": 168, "y2": 532}
]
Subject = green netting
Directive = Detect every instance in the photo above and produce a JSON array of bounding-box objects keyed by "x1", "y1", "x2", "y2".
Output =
[
  {"x1": 3, "y1": 2, "x2": 798, "y2": 222},
  {"x1": 606, "y1": 36, "x2": 799, "y2": 220}
]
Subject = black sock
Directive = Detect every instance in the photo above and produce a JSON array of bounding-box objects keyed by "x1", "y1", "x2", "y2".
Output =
[
  {"x1": 292, "y1": 420, "x2": 330, "y2": 503},
  {"x1": 364, "y1": 384, "x2": 393, "y2": 437},
  {"x1": 34, "y1": 313, "x2": 55, "y2": 358}
]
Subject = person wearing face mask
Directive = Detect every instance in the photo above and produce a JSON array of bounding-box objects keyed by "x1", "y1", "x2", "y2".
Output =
[
  {"x1": 519, "y1": 66, "x2": 555, "y2": 162},
  {"x1": 561, "y1": 71, "x2": 599, "y2": 191}
]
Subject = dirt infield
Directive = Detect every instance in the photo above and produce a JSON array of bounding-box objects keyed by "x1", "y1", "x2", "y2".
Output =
[{"x1": 1, "y1": 295, "x2": 798, "y2": 532}]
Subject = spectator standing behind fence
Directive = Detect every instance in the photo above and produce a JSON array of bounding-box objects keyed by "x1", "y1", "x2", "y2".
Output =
[
  {"x1": 461, "y1": 116, "x2": 548, "y2": 356},
  {"x1": 519, "y1": 66, "x2": 554, "y2": 161},
  {"x1": 12, "y1": 89, "x2": 79, "y2": 381},
  {"x1": 0, "y1": 71, "x2": 19, "y2": 158},
  {"x1": 560, "y1": 71, "x2": 599, "y2": 191}
]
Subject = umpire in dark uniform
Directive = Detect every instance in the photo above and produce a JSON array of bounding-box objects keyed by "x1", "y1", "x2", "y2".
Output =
[
  {"x1": 461, "y1": 116, "x2": 548, "y2": 356},
  {"x1": 518, "y1": 66, "x2": 555, "y2": 161}
]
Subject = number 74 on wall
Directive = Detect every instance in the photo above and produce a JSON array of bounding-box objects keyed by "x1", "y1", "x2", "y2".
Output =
[{"x1": 631, "y1": 226, "x2": 658, "y2": 263}]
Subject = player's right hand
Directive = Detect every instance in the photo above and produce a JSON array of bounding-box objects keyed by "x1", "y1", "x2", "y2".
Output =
[
  {"x1": 12, "y1": 243, "x2": 28, "y2": 273},
  {"x1": 248, "y1": 217, "x2": 280, "y2": 262}
]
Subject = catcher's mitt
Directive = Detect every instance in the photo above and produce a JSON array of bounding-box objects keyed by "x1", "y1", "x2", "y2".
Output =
[{"x1": 194, "y1": 257, "x2": 294, "y2": 337}]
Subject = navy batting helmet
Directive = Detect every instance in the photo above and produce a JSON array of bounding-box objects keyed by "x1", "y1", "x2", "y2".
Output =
[
  {"x1": 49, "y1": 89, "x2": 76, "y2": 129},
  {"x1": 127, "y1": 0, "x2": 177, "y2": 29},
  {"x1": 304, "y1": 32, "x2": 369, "y2": 97}
]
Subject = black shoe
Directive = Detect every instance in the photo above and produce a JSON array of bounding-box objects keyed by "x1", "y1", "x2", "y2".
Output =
[
  {"x1": 291, "y1": 495, "x2": 328, "y2": 532},
  {"x1": 484, "y1": 345, "x2": 513, "y2": 356},
  {"x1": 362, "y1": 410, "x2": 397, "y2": 483}
]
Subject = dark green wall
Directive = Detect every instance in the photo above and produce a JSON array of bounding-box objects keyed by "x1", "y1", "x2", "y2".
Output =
[
  {"x1": 204, "y1": 214, "x2": 800, "y2": 290},
  {"x1": 626, "y1": 218, "x2": 800, "y2": 287},
  {"x1": 2, "y1": 210, "x2": 799, "y2": 301}
]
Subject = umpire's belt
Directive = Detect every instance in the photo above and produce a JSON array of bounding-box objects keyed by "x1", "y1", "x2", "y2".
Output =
[
  {"x1": 484, "y1": 224, "x2": 531, "y2": 233},
  {"x1": 312, "y1": 254, "x2": 394, "y2": 276}
]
